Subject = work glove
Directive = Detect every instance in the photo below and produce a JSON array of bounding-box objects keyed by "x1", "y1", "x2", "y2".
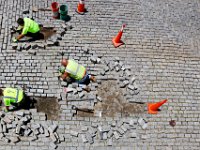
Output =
[
  {"x1": 2, "y1": 107, "x2": 8, "y2": 113},
  {"x1": 12, "y1": 37, "x2": 18, "y2": 42},
  {"x1": 17, "y1": 26, "x2": 23, "y2": 31}
]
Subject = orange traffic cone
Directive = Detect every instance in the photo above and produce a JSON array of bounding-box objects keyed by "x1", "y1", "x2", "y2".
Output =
[
  {"x1": 76, "y1": 0, "x2": 86, "y2": 14},
  {"x1": 112, "y1": 24, "x2": 126, "y2": 48},
  {"x1": 148, "y1": 99, "x2": 167, "y2": 114}
]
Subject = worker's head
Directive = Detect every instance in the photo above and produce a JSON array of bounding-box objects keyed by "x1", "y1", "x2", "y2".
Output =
[
  {"x1": 59, "y1": 66, "x2": 65, "y2": 74},
  {"x1": 61, "y1": 59, "x2": 68, "y2": 67},
  {"x1": 17, "y1": 18, "x2": 24, "y2": 26}
]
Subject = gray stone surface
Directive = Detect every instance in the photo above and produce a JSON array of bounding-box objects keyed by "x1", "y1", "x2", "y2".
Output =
[{"x1": 0, "y1": 0, "x2": 199, "y2": 149}]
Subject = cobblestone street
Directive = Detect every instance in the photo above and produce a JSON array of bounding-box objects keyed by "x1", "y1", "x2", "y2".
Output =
[{"x1": 0, "y1": 0, "x2": 200, "y2": 149}]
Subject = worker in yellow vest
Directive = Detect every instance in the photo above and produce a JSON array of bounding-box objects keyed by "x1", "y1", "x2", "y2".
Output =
[
  {"x1": 59, "y1": 59, "x2": 96, "y2": 91},
  {"x1": 0, "y1": 88, "x2": 25, "y2": 112},
  {"x1": 12, "y1": 18, "x2": 44, "y2": 42}
]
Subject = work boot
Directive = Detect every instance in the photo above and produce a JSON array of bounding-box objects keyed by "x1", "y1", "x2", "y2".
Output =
[{"x1": 90, "y1": 76, "x2": 96, "y2": 82}]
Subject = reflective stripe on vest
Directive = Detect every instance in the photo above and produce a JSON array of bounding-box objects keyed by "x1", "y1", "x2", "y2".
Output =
[{"x1": 65, "y1": 59, "x2": 86, "y2": 80}]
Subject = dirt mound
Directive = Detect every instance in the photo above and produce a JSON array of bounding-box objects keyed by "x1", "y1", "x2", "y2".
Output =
[{"x1": 94, "y1": 80, "x2": 145, "y2": 117}]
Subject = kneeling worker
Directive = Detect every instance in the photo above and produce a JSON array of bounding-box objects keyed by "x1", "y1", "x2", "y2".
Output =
[
  {"x1": 59, "y1": 59, "x2": 96, "y2": 91},
  {"x1": 0, "y1": 87, "x2": 25, "y2": 112},
  {"x1": 12, "y1": 17, "x2": 44, "y2": 42}
]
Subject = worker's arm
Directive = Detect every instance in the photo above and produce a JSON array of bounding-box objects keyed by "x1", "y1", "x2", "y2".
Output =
[
  {"x1": 3, "y1": 106, "x2": 9, "y2": 112},
  {"x1": 5, "y1": 106, "x2": 9, "y2": 111},
  {"x1": 16, "y1": 34, "x2": 25, "y2": 41},
  {"x1": 61, "y1": 72, "x2": 69, "y2": 80}
]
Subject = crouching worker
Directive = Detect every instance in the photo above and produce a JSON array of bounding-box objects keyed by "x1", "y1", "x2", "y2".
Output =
[
  {"x1": 12, "y1": 17, "x2": 44, "y2": 42},
  {"x1": 59, "y1": 59, "x2": 96, "y2": 92},
  {"x1": 0, "y1": 87, "x2": 28, "y2": 112}
]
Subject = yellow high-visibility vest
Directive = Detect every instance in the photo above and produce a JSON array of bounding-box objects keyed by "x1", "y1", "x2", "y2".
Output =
[
  {"x1": 3, "y1": 88, "x2": 24, "y2": 104},
  {"x1": 65, "y1": 59, "x2": 86, "y2": 81}
]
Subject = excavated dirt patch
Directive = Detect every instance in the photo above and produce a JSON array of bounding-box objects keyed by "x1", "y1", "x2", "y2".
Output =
[
  {"x1": 35, "y1": 97, "x2": 60, "y2": 120},
  {"x1": 77, "y1": 80, "x2": 145, "y2": 117},
  {"x1": 95, "y1": 81, "x2": 145, "y2": 117}
]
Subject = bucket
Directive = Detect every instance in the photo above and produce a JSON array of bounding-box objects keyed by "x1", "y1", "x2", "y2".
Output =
[
  {"x1": 59, "y1": 5, "x2": 68, "y2": 21},
  {"x1": 51, "y1": 2, "x2": 59, "y2": 19}
]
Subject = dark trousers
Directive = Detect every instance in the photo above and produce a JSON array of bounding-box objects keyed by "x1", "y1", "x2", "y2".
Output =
[
  {"x1": 26, "y1": 31, "x2": 44, "y2": 42},
  {"x1": 10, "y1": 94, "x2": 36, "y2": 110}
]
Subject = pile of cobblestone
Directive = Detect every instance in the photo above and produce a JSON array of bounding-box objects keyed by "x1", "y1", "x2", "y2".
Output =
[{"x1": 0, "y1": 110, "x2": 64, "y2": 149}]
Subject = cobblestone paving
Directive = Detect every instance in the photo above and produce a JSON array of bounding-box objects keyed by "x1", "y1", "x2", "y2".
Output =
[{"x1": 0, "y1": 0, "x2": 200, "y2": 149}]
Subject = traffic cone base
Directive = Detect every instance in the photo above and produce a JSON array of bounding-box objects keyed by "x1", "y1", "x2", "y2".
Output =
[
  {"x1": 76, "y1": 8, "x2": 85, "y2": 15},
  {"x1": 147, "y1": 99, "x2": 167, "y2": 114},
  {"x1": 148, "y1": 103, "x2": 158, "y2": 114},
  {"x1": 112, "y1": 38, "x2": 124, "y2": 48}
]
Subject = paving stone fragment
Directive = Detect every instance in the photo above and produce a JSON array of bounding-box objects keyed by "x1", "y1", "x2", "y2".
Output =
[
  {"x1": 94, "y1": 111, "x2": 102, "y2": 117},
  {"x1": 0, "y1": 133, "x2": 4, "y2": 139},
  {"x1": 3, "y1": 117, "x2": 12, "y2": 124},
  {"x1": 3, "y1": 137, "x2": 10, "y2": 143},
  {"x1": 113, "y1": 131, "x2": 120, "y2": 140},
  {"x1": 85, "y1": 132, "x2": 94, "y2": 144},
  {"x1": 70, "y1": 130, "x2": 79, "y2": 137},
  {"x1": 123, "y1": 80, "x2": 129, "y2": 87},
  {"x1": 21, "y1": 116, "x2": 29, "y2": 123},
  {"x1": 59, "y1": 135, "x2": 65, "y2": 142},
  {"x1": 138, "y1": 118, "x2": 146, "y2": 126},
  {"x1": 79, "y1": 92, "x2": 85, "y2": 98},
  {"x1": 50, "y1": 142, "x2": 58, "y2": 149},
  {"x1": 44, "y1": 129, "x2": 50, "y2": 137},
  {"x1": 142, "y1": 123, "x2": 148, "y2": 129},
  {"x1": 15, "y1": 111, "x2": 24, "y2": 117},
  {"x1": 90, "y1": 57, "x2": 97, "y2": 63},
  {"x1": 48, "y1": 124, "x2": 58, "y2": 133},
  {"x1": 39, "y1": 126, "x2": 44, "y2": 134},
  {"x1": 97, "y1": 96, "x2": 102, "y2": 102},
  {"x1": 125, "y1": 70, "x2": 132, "y2": 76},
  {"x1": 99, "y1": 131, "x2": 103, "y2": 140},
  {"x1": 103, "y1": 132, "x2": 108, "y2": 140},
  {"x1": 50, "y1": 133, "x2": 58, "y2": 143},
  {"x1": 107, "y1": 130, "x2": 114, "y2": 138},
  {"x1": 34, "y1": 128, "x2": 40, "y2": 135},
  {"x1": 6, "y1": 124, "x2": 13, "y2": 129},
  {"x1": 117, "y1": 128, "x2": 125, "y2": 135},
  {"x1": 121, "y1": 124, "x2": 128, "y2": 132},
  {"x1": 32, "y1": 6, "x2": 38, "y2": 12},
  {"x1": 81, "y1": 126, "x2": 88, "y2": 131},
  {"x1": 96, "y1": 58, "x2": 101, "y2": 63},
  {"x1": 0, "y1": 112, "x2": 5, "y2": 117},
  {"x1": 25, "y1": 44, "x2": 31, "y2": 50},
  {"x1": 100, "y1": 70, "x2": 106, "y2": 76},
  {"x1": 102, "y1": 126, "x2": 110, "y2": 132},
  {"x1": 81, "y1": 134, "x2": 88, "y2": 143},
  {"x1": 32, "y1": 123, "x2": 40, "y2": 129},
  {"x1": 107, "y1": 138, "x2": 112, "y2": 146},
  {"x1": 130, "y1": 76, "x2": 136, "y2": 83},
  {"x1": 91, "y1": 122, "x2": 98, "y2": 128},
  {"x1": 128, "y1": 84, "x2": 136, "y2": 90},
  {"x1": 129, "y1": 119, "x2": 136, "y2": 126},
  {"x1": 10, "y1": 136, "x2": 20, "y2": 143},
  {"x1": 32, "y1": 44, "x2": 38, "y2": 49},
  {"x1": 28, "y1": 51, "x2": 36, "y2": 55},
  {"x1": 24, "y1": 128, "x2": 32, "y2": 136},
  {"x1": 129, "y1": 132, "x2": 137, "y2": 138},
  {"x1": 2, "y1": 124, "x2": 7, "y2": 133},
  {"x1": 60, "y1": 92, "x2": 67, "y2": 101}
]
